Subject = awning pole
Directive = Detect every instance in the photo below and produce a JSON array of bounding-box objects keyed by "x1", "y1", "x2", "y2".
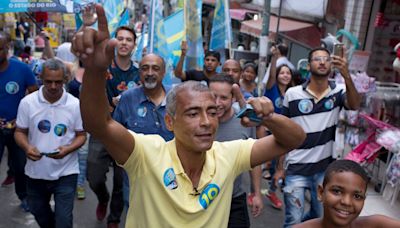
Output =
[
  {"x1": 257, "y1": 0, "x2": 271, "y2": 95},
  {"x1": 275, "y1": 0, "x2": 283, "y2": 42}
]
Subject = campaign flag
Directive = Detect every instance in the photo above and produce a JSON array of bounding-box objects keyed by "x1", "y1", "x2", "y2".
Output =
[
  {"x1": 0, "y1": 0, "x2": 84, "y2": 13},
  {"x1": 103, "y1": 0, "x2": 128, "y2": 37},
  {"x1": 163, "y1": 9, "x2": 185, "y2": 67},
  {"x1": 133, "y1": 24, "x2": 146, "y2": 63},
  {"x1": 148, "y1": 0, "x2": 178, "y2": 86},
  {"x1": 210, "y1": 0, "x2": 232, "y2": 70},
  {"x1": 184, "y1": 0, "x2": 204, "y2": 70}
]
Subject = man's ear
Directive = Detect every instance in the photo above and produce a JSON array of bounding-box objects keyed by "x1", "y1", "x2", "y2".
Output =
[
  {"x1": 164, "y1": 113, "x2": 174, "y2": 131},
  {"x1": 317, "y1": 184, "x2": 324, "y2": 202}
]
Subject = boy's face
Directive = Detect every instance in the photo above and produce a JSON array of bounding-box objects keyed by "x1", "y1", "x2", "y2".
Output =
[{"x1": 318, "y1": 171, "x2": 367, "y2": 227}]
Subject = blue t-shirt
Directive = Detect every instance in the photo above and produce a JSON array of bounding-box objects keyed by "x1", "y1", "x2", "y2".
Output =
[
  {"x1": 113, "y1": 86, "x2": 174, "y2": 141},
  {"x1": 106, "y1": 60, "x2": 140, "y2": 107},
  {"x1": 264, "y1": 83, "x2": 284, "y2": 114},
  {"x1": 0, "y1": 58, "x2": 36, "y2": 122}
]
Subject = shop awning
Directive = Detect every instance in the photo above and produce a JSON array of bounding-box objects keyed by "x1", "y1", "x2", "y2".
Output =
[
  {"x1": 240, "y1": 15, "x2": 314, "y2": 37},
  {"x1": 229, "y1": 9, "x2": 257, "y2": 20}
]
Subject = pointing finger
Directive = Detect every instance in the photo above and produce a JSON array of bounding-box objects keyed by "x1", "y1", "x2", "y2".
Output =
[{"x1": 95, "y1": 4, "x2": 110, "y2": 38}]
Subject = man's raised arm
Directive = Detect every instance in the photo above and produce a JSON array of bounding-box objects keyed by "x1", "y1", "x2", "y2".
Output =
[{"x1": 71, "y1": 4, "x2": 134, "y2": 164}]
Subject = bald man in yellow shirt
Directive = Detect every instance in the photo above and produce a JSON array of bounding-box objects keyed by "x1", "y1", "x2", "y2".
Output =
[{"x1": 72, "y1": 5, "x2": 306, "y2": 227}]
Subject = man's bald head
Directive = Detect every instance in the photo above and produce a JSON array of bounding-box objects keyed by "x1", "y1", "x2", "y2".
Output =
[{"x1": 222, "y1": 59, "x2": 241, "y2": 84}]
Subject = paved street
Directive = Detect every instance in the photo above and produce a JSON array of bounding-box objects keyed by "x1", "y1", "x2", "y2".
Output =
[{"x1": 0, "y1": 149, "x2": 284, "y2": 227}]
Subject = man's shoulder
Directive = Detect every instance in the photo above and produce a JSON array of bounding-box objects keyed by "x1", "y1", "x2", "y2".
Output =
[
  {"x1": 286, "y1": 85, "x2": 303, "y2": 94},
  {"x1": 23, "y1": 90, "x2": 39, "y2": 99},
  {"x1": 121, "y1": 86, "x2": 144, "y2": 99}
]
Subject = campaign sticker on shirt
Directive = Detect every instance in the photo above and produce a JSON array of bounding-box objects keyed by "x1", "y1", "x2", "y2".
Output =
[
  {"x1": 199, "y1": 183, "x2": 220, "y2": 209},
  {"x1": 163, "y1": 168, "x2": 178, "y2": 190},
  {"x1": 5, "y1": 81, "x2": 19, "y2": 94},
  {"x1": 137, "y1": 105, "x2": 147, "y2": 117},
  {"x1": 54, "y1": 124, "x2": 67, "y2": 137},
  {"x1": 127, "y1": 81, "x2": 136, "y2": 89},
  {"x1": 274, "y1": 97, "x2": 283, "y2": 109},
  {"x1": 37, "y1": 120, "x2": 51, "y2": 133},
  {"x1": 298, "y1": 99, "x2": 313, "y2": 114},
  {"x1": 324, "y1": 98, "x2": 335, "y2": 110}
]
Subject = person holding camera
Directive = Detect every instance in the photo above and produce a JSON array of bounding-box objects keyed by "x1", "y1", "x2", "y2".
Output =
[{"x1": 276, "y1": 47, "x2": 361, "y2": 227}]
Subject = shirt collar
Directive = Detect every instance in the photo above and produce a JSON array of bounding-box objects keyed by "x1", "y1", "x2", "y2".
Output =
[
  {"x1": 138, "y1": 85, "x2": 170, "y2": 107},
  {"x1": 38, "y1": 86, "x2": 68, "y2": 106},
  {"x1": 168, "y1": 140, "x2": 216, "y2": 189},
  {"x1": 302, "y1": 79, "x2": 337, "y2": 90}
]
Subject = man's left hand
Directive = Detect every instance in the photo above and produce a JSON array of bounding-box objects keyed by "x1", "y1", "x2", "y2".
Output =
[{"x1": 251, "y1": 193, "x2": 264, "y2": 217}]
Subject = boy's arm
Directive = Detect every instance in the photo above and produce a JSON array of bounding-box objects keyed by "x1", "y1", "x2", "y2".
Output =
[
  {"x1": 174, "y1": 41, "x2": 187, "y2": 81},
  {"x1": 71, "y1": 4, "x2": 134, "y2": 165}
]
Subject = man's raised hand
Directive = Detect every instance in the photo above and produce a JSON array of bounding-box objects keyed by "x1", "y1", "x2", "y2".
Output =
[{"x1": 71, "y1": 4, "x2": 117, "y2": 72}]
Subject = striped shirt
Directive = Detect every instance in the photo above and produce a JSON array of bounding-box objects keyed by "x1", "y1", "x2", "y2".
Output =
[{"x1": 282, "y1": 80, "x2": 346, "y2": 176}]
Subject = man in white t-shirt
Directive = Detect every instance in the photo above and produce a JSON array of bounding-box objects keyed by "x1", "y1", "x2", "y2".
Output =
[{"x1": 14, "y1": 58, "x2": 86, "y2": 228}]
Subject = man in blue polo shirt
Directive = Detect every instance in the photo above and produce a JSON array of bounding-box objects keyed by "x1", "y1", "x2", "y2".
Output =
[
  {"x1": 113, "y1": 53, "x2": 173, "y2": 207},
  {"x1": 0, "y1": 31, "x2": 38, "y2": 212}
]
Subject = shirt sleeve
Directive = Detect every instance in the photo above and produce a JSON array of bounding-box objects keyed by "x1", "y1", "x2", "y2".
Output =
[
  {"x1": 73, "y1": 104, "x2": 84, "y2": 132},
  {"x1": 15, "y1": 97, "x2": 30, "y2": 129}
]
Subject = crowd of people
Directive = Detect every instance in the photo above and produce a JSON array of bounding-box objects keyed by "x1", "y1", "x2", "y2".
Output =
[{"x1": 1, "y1": 4, "x2": 400, "y2": 228}]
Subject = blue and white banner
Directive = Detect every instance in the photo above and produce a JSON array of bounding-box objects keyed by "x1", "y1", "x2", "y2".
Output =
[
  {"x1": 0, "y1": 0, "x2": 85, "y2": 13},
  {"x1": 210, "y1": 0, "x2": 232, "y2": 70},
  {"x1": 184, "y1": 0, "x2": 204, "y2": 70}
]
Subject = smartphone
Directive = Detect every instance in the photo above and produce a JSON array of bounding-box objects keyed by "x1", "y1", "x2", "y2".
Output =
[
  {"x1": 333, "y1": 43, "x2": 344, "y2": 58},
  {"x1": 41, "y1": 149, "x2": 60, "y2": 156},
  {"x1": 236, "y1": 104, "x2": 262, "y2": 123}
]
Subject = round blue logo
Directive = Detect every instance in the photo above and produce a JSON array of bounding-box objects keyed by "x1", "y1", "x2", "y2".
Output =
[
  {"x1": 54, "y1": 124, "x2": 67, "y2": 136},
  {"x1": 274, "y1": 97, "x2": 283, "y2": 109},
  {"x1": 5, "y1": 81, "x2": 19, "y2": 94},
  {"x1": 163, "y1": 168, "x2": 178, "y2": 190},
  {"x1": 324, "y1": 99, "x2": 334, "y2": 110},
  {"x1": 137, "y1": 105, "x2": 147, "y2": 117},
  {"x1": 38, "y1": 120, "x2": 51, "y2": 133},
  {"x1": 127, "y1": 81, "x2": 136, "y2": 89},
  {"x1": 199, "y1": 183, "x2": 220, "y2": 209},
  {"x1": 298, "y1": 99, "x2": 313, "y2": 114}
]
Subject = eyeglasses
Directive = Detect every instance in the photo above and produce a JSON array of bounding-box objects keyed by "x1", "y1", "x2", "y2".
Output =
[{"x1": 311, "y1": 56, "x2": 331, "y2": 62}]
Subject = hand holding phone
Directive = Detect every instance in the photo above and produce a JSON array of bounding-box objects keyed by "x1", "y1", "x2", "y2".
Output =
[
  {"x1": 41, "y1": 149, "x2": 60, "y2": 156},
  {"x1": 333, "y1": 43, "x2": 344, "y2": 58},
  {"x1": 236, "y1": 104, "x2": 262, "y2": 123}
]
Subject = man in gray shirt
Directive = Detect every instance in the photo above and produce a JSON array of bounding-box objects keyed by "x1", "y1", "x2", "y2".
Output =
[{"x1": 209, "y1": 74, "x2": 263, "y2": 228}]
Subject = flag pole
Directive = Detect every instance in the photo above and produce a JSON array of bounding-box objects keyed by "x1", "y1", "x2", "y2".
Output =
[{"x1": 149, "y1": 0, "x2": 156, "y2": 53}]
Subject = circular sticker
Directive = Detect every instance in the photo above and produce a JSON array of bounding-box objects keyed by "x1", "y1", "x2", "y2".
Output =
[
  {"x1": 274, "y1": 97, "x2": 283, "y2": 109},
  {"x1": 54, "y1": 124, "x2": 67, "y2": 136},
  {"x1": 127, "y1": 81, "x2": 136, "y2": 89},
  {"x1": 38, "y1": 120, "x2": 51, "y2": 133},
  {"x1": 324, "y1": 99, "x2": 334, "y2": 110},
  {"x1": 199, "y1": 183, "x2": 220, "y2": 209},
  {"x1": 163, "y1": 168, "x2": 178, "y2": 190},
  {"x1": 5, "y1": 81, "x2": 19, "y2": 94},
  {"x1": 137, "y1": 105, "x2": 147, "y2": 117},
  {"x1": 298, "y1": 99, "x2": 313, "y2": 114}
]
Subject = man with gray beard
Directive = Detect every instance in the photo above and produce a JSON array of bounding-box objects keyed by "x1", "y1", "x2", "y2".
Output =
[{"x1": 112, "y1": 53, "x2": 174, "y2": 207}]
